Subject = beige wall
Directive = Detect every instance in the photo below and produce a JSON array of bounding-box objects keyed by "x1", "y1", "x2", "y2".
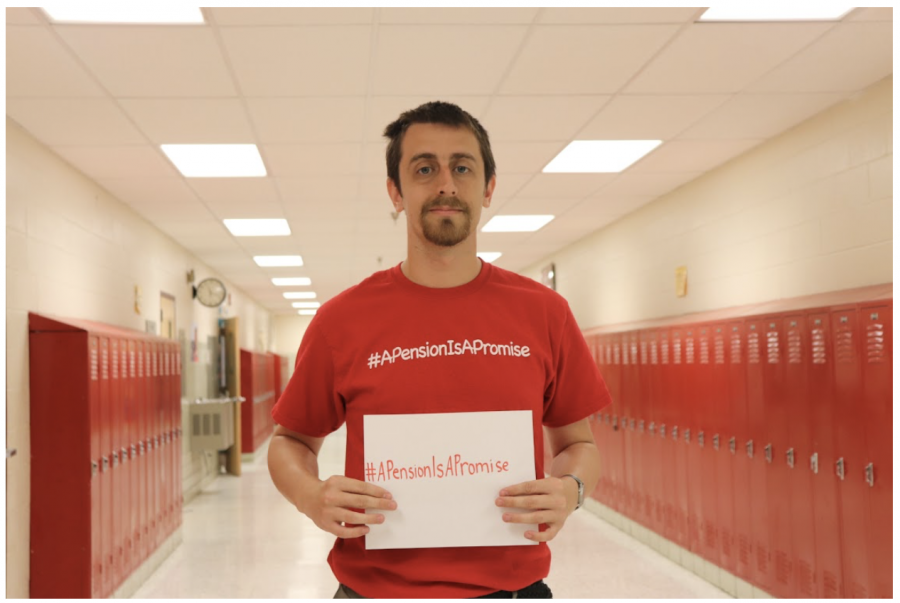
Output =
[
  {"x1": 522, "y1": 76, "x2": 892, "y2": 329},
  {"x1": 5, "y1": 118, "x2": 274, "y2": 597},
  {"x1": 271, "y1": 314, "x2": 313, "y2": 375}
]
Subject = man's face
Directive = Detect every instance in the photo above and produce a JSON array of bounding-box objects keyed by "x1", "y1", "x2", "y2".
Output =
[{"x1": 388, "y1": 123, "x2": 495, "y2": 248}]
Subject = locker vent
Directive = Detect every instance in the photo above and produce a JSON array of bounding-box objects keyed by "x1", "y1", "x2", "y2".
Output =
[
  {"x1": 766, "y1": 330, "x2": 780, "y2": 364},
  {"x1": 730, "y1": 332, "x2": 742, "y2": 364},
  {"x1": 775, "y1": 549, "x2": 792, "y2": 585},
  {"x1": 121, "y1": 349, "x2": 127, "y2": 378},
  {"x1": 811, "y1": 328, "x2": 827, "y2": 364},
  {"x1": 112, "y1": 344, "x2": 119, "y2": 379},
  {"x1": 787, "y1": 328, "x2": 802, "y2": 364},
  {"x1": 623, "y1": 341, "x2": 629, "y2": 365},
  {"x1": 738, "y1": 535, "x2": 751, "y2": 566},
  {"x1": 630, "y1": 341, "x2": 638, "y2": 365},
  {"x1": 699, "y1": 336, "x2": 710, "y2": 364},
  {"x1": 650, "y1": 341, "x2": 658, "y2": 365},
  {"x1": 822, "y1": 571, "x2": 839, "y2": 598},
  {"x1": 660, "y1": 339, "x2": 669, "y2": 364},
  {"x1": 673, "y1": 338, "x2": 682, "y2": 364},
  {"x1": 101, "y1": 348, "x2": 109, "y2": 380},
  {"x1": 614, "y1": 344, "x2": 621, "y2": 365},
  {"x1": 866, "y1": 323, "x2": 885, "y2": 363},
  {"x1": 756, "y1": 542, "x2": 769, "y2": 574},
  {"x1": 640, "y1": 341, "x2": 648, "y2": 365},
  {"x1": 748, "y1": 332, "x2": 760, "y2": 364},
  {"x1": 152, "y1": 351, "x2": 157, "y2": 377},
  {"x1": 130, "y1": 350, "x2": 136, "y2": 378},
  {"x1": 137, "y1": 350, "x2": 143, "y2": 378},
  {"x1": 605, "y1": 345, "x2": 611, "y2": 365},
  {"x1": 91, "y1": 348, "x2": 99, "y2": 381},
  {"x1": 714, "y1": 336, "x2": 725, "y2": 364},
  {"x1": 834, "y1": 325, "x2": 854, "y2": 364},
  {"x1": 685, "y1": 337, "x2": 695, "y2": 364},
  {"x1": 797, "y1": 560, "x2": 814, "y2": 596}
]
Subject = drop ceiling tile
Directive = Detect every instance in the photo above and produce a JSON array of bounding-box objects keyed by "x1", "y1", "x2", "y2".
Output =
[
  {"x1": 199, "y1": 249, "x2": 253, "y2": 265},
  {"x1": 357, "y1": 176, "x2": 393, "y2": 204},
  {"x1": 7, "y1": 27, "x2": 106, "y2": 97},
  {"x1": 500, "y1": 25, "x2": 680, "y2": 94},
  {"x1": 246, "y1": 97, "x2": 366, "y2": 143},
  {"x1": 629, "y1": 139, "x2": 762, "y2": 173},
  {"x1": 7, "y1": 99, "x2": 146, "y2": 146},
  {"x1": 98, "y1": 177, "x2": 199, "y2": 207},
  {"x1": 481, "y1": 96, "x2": 610, "y2": 142},
  {"x1": 490, "y1": 174, "x2": 533, "y2": 202},
  {"x1": 53, "y1": 26, "x2": 236, "y2": 97},
  {"x1": 220, "y1": 26, "x2": 372, "y2": 96},
  {"x1": 211, "y1": 7, "x2": 375, "y2": 25},
  {"x1": 594, "y1": 171, "x2": 701, "y2": 197},
  {"x1": 236, "y1": 236, "x2": 306, "y2": 255},
  {"x1": 263, "y1": 144, "x2": 362, "y2": 176},
  {"x1": 361, "y1": 143, "x2": 388, "y2": 176},
  {"x1": 515, "y1": 173, "x2": 616, "y2": 199},
  {"x1": 477, "y1": 230, "x2": 543, "y2": 247},
  {"x1": 365, "y1": 96, "x2": 492, "y2": 141},
  {"x1": 276, "y1": 177, "x2": 360, "y2": 201},
  {"x1": 205, "y1": 199, "x2": 286, "y2": 220},
  {"x1": 186, "y1": 178, "x2": 280, "y2": 203},
  {"x1": 6, "y1": 8, "x2": 42, "y2": 24},
  {"x1": 578, "y1": 94, "x2": 730, "y2": 140},
  {"x1": 679, "y1": 93, "x2": 845, "y2": 139},
  {"x1": 847, "y1": 7, "x2": 892, "y2": 21},
  {"x1": 156, "y1": 221, "x2": 230, "y2": 240},
  {"x1": 137, "y1": 200, "x2": 216, "y2": 224},
  {"x1": 53, "y1": 145, "x2": 180, "y2": 179},
  {"x1": 497, "y1": 196, "x2": 584, "y2": 216},
  {"x1": 354, "y1": 195, "x2": 400, "y2": 220},
  {"x1": 283, "y1": 197, "x2": 357, "y2": 221},
  {"x1": 119, "y1": 99, "x2": 255, "y2": 144},
  {"x1": 372, "y1": 25, "x2": 528, "y2": 95},
  {"x1": 578, "y1": 195, "x2": 655, "y2": 217},
  {"x1": 489, "y1": 141, "x2": 567, "y2": 173},
  {"x1": 625, "y1": 22, "x2": 833, "y2": 94},
  {"x1": 747, "y1": 22, "x2": 893, "y2": 93},
  {"x1": 537, "y1": 7, "x2": 701, "y2": 24},
  {"x1": 379, "y1": 8, "x2": 539, "y2": 24}
]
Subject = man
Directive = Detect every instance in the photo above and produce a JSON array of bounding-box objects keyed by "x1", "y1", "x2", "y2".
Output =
[{"x1": 268, "y1": 101, "x2": 611, "y2": 598}]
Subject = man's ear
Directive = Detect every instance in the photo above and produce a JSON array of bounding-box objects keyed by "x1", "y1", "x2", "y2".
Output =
[
  {"x1": 482, "y1": 174, "x2": 497, "y2": 209},
  {"x1": 387, "y1": 177, "x2": 404, "y2": 213}
]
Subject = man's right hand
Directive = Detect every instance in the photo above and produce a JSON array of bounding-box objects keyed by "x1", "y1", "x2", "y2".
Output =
[{"x1": 302, "y1": 475, "x2": 397, "y2": 539}]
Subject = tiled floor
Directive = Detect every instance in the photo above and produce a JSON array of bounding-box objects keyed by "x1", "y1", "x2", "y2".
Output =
[{"x1": 133, "y1": 427, "x2": 729, "y2": 598}]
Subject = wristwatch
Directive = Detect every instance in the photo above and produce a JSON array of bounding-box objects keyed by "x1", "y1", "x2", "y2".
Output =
[{"x1": 562, "y1": 474, "x2": 584, "y2": 511}]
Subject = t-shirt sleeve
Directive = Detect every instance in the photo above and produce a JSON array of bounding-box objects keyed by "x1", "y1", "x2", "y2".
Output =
[
  {"x1": 271, "y1": 319, "x2": 346, "y2": 437},
  {"x1": 542, "y1": 303, "x2": 612, "y2": 427}
]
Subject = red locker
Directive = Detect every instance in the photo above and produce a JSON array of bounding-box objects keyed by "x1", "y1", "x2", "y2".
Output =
[
  {"x1": 127, "y1": 339, "x2": 139, "y2": 575},
  {"x1": 831, "y1": 307, "x2": 871, "y2": 598},
  {"x1": 590, "y1": 336, "x2": 608, "y2": 505},
  {"x1": 762, "y1": 316, "x2": 794, "y2": 598},
  {"x1": 150, "y1": 342, "x2": 160, "y2": 551},
  {"x1": 728, "y1": 321, "x2": 754, "y2": 584},
  {"x1": 633, "y1": 331, "x2": 651, "y2": 529},
  {"x1": 99, "y1": 337, "x2": 113, "y2": 597},
  {"x1": 670, "y1": 328, "x2": 690, "y2": 550},
  {"x1": 175, "y1": 344, "x2": 183, "y2": 529},
  {"x1": 240, "y1": 349, "x2": 254, "y2": 453},
  {"x1": 783, "y1": 315, "x2": 817, "y2": 597},
  {"x1": 711, "y1": 323, "x2": 736, "y2": 575},
  {"x1": 620, "y1": 331, "x2": 640, "y2": 523},
  {"x1": 682, "y1": 328, "x2": 702, "y2": 556},
  {"x1": 110, "y1": 338, "x2": 124, "y2": 593},
  {"x1": 642, "y1": 329, "x2": 664, "y2": 535},
  {"x1": 605, "y1": 334, "x2": 623, "y2": 514},
  {"x1": 695, "y1": 326, "x2": 720, "y2": 565},
  {"x1": 89, "y1": 336, "x2": 102, "y2": 598},
  {"x1": 859, "y1": 301, "x2": 892, "y2": 598},
  {"x1": 136, "y1": 340, "x2": 148, "y2": 566},
  {"x1": 657, "y1": 330, "x2": 677, "y2": 544},
  {"x1": 161, "y1": 344, "x2": 170, "y2": 538}
]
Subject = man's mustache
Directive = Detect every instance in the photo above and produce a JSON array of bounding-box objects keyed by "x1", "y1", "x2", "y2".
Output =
[{"x1": 422, "y1": 196, "x2": 469, "y2": 214}]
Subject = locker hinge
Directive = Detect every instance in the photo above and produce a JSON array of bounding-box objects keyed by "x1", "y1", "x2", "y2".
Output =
[
  {"x1": 746, "y1": 440, "x2": 754, "y2": 459},
  {"x1": 786, "y1": 448, "x2": 795, "y2": 469},
  {"x1": 835, "y1": 457, "x2": 845, "y2": 481},
  {"x1": 764, "y1": 444, "x2": 773, "y2": 464},
  {"x1": 729, "y1": 437, "x2": 736, "y2": 455},
  {"x1": 865, "y1": 462, "x2": 874, "y2": 487},
  {"x1": 810, "y1": 452, "x2": 818, "y2": 474},
  {"x1": 712, "y1": 434, "x2": 720, "y2": 451}
]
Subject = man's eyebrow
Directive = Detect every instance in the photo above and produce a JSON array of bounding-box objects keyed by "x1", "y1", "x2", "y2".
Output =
[{"x1": 408, "y1": 152, "x2": 477, "y2": 164}]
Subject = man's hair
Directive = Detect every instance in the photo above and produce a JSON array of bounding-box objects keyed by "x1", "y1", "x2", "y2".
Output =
[{"x1": 383, "y1": 101, "x2": 496, "y2": 195}]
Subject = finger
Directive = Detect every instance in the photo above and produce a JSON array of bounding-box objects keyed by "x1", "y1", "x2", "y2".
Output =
[
  {"x1": 341, "y1": 492, "x2": 398, "y2": 511},
  {"x1": 499, "y1": 479, "x2": 552, "y2": 497},
  {"x1": 502, "y1": 510, "x2": 556, "y2": 525},
  {"x1": 335, "y1": 508, "x2": 386, "y2": 526},
  {"x1": 333, "y1": 476, "x2": 394, "y2": 500},
  {"x1": 524, "y1": 526, "x2": 559, "y2": 543},
  {"x1": 496, "y1": 494, "x2": 555, "y2": 510},
  {"x1": 331, "y1": 522, "x2": 370, "y2": 539}
]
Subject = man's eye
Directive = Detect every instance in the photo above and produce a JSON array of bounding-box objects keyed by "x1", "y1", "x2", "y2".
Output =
[
  {"x1": 455, "y1": 166, "x2": 470, "y2": 174},
  {"x1": 418, "y1": 166, "x2": 432, "y2": 175}
]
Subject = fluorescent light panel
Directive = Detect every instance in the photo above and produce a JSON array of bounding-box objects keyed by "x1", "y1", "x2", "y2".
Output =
[
  {"x1": 699, "y1": 6, "x2": 854, "y2": 21},
  {"x1": 161, "y1": 144, "x2": 266, "y2": 178},
  {"x1": 477, "y1": 252, "x2": 503, "y2": 263},
  {"x1": 292, "y1": 302, "x2": 321, "y2": 309},
  {"x1": 543, "y1": 140, "x2": 661, "y2": 173},
  {"x1": 254, "y1": 255, "x2": 303, "y2": 267},
  {"x1": 298, "y1": 310, "x2": 317, "y2": 316},
  {"x1": 482, "y1": 215, "x2": 554, "y2": 233},
  {"x1": 272, "y1": 277, "x2": 311, "y2": 286},
  {"x1": 42, "y1": 6, "x2": 205, "y2": 23},
  {"x1": 283, "y1": 292, "x2": 317, "y2": 300},
  {"x1": 223, "y1": 219, "x2": 290, "y2": 237}
]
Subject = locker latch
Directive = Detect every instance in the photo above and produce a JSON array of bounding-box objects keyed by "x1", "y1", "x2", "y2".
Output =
[
  {"x1": 698, "y1": 431, "x2": 705, "y2": 448},
  {"x1": 786, "y1": 448, "x2": 795, "y2": 469},
  {"x1": 835, "y1": 457, "x2": 845, "y2": 481},
  {"x1": 659, "y1": 424, "x2": 666, "y2": 437},
  {"x1": 112, "y1": 451, "x2": 119, "y2": 468},
  {"x1": 648, "y1": 422, "x2": 656, "y2": 435},
  {"x1": 684, "y1": 428, "x2": 691, "y2": 444},
  {"x1": 810, "y1": 452, "x2": 818, "y2": 474},
  {"x1": 764, "y1": 444, "x2": 773, "y2": 464},
  {"x1": 672, "y1": 426, "x2": 678, "y2": 440},
  {"x1": 638, "y1": 420, "x2": 645, "y2": 433},
  {"x1": 630, "y1": 419, "x2": 636, "y2": 431},
  {"x1": 865, "y1": 462, "x2": 874, "y2": 487},
  {"x1": 91, "y1": 460, "x2": 99, "y2": 478},
  {"x1": 139, "y1": 441, "x2": 145, "y2": 456},
  {"x1": 120, "y1": 447, "x2": 127, "y2": 464},
  {"x1": 130, "y1": 445, "x2": 137, "y2": 460},
  {"x1": 729, "y1": 437, "x2": 736, "y2": 455},
  {"x1": 746, "y1": 440, "x2": 754, "y2": 459},
  {"x1": 712, "y1": 434, "x2": 719, "y2": 451},
  {"x1": 101, "y1": 456, "x2": 109, "y2": 472}
]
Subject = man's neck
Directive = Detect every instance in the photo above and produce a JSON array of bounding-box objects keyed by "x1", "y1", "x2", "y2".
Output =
[{"x1": 400, "y1": 249, "x2": 483, "y2": 289}]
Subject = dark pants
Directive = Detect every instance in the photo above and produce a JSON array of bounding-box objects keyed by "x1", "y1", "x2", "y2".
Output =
[{"x1": 334, "y1": 580, "x2": 553, "y2": 599}]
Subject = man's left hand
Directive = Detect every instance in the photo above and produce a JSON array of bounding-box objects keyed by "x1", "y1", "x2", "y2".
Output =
[{"x1": 495, "y1": 477, "x2": 575, "y2": 543}]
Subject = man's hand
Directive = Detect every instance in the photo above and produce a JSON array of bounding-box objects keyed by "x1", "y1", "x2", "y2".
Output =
[
  {"x1": 302, "y1": 476, "x2": 397, "y2": 539},
  {"x1": 495, "y1": 476, "x2": 577, "y2": 542}
]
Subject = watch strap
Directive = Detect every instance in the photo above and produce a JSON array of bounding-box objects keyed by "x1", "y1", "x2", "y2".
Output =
[{"x1": 562, "y1": 473, "x2": 584, "y2": 511}]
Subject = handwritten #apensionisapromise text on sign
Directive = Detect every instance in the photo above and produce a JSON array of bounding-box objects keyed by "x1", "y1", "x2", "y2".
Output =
[{"x1": 363, "y1": 410, "x2": 536, "y2": 550}]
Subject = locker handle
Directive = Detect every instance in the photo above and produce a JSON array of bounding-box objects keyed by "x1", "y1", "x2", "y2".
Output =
[
  {"x1": 659, "y1": 424, "x2": 666, "y2": 437},
  {"x1": 101, "y1": 456, "x2": 109, "y2": 472},
  {"x1": 91, "y1": 460, "x2": 99, "y2": 478},
  {"x1": 648, "y1": 422, "x2": 656, "y2": 435},
  {"x1": 764, "y1": 444, "x2": 773, "y2": 464},
  {"x1": 130, "y1": 445, "x2": 137, "y2": 460},
  {"x1": 684, "y1": 428, "x2": 691, "y2": 444},
  {"x1": 865, "y1": 462, "x2": 874, "y2": 487},
  {"x1": 729, "y1": 437, "x2": 736, "y2": 455},
  {"x1": 835, "y1": 457, "x2": 845, "y2": 481},
  {"x1": 672, "y1": 426, "x2": 678, "y2": 440},
  {"x1": 786, "y1": 448, "x2": 795, "y2": 469},
  {"x1": 810, "y1": 452, "x2": 818, "y2": 474},
  {"x1": 698, "y1": 431, "x2": 705, "y2": 448},
  {"x1": 638, "y1": 420, "x2": 645, "y2": 433},
  {"x1": 139, "y1": 441, "x2": 145, "y2": 456},
  {"x1": 712, "y1": 434, "x2": 720, "y2": 451},
  {"x1": 746, "y1": 440, "x2": 754, "y2": 459},
  {"x1": 111, "y1": 451, "x2": 119, "y2": 468}
]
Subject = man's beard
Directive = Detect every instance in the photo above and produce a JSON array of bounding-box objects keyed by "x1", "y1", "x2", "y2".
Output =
[{"x1": 420, "y1": 196, "x2": 472, "y2": 247}]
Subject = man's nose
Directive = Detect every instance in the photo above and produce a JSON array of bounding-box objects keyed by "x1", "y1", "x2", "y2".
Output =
[{"x1": 436, "y1": 166, "x2": 457, "y2": 197}]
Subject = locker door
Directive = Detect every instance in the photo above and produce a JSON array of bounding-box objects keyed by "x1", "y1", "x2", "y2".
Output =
[
  {"x1": 98, "y1": 337, "x2": 113, "y2": 598},
  {"x1": 110, "y1": 339, "x2": 124, "y2": 592},
  {"x1": 831, "y1": 307, "x2": 870, "y2": 598},
  {"x1": 160, "y1": 344, "x2": 170, "y2": 538},
  {"x1": 709, "y1": 324, "x2": 732, "y2": 572},
  {"x1": 745, "y1": 319, "x2": 773, "y2": 592},
  {"x1": 728, "y1": 321, "x2": 754, "y2": 584},
  {"x1": 590, "y1": 336, "x2": 607, "y2": 505},
  {"x1": 859, "y1": 302, "x2": 892, "y2": 599},
  {"x1": 806, "y1": 311, "x2": 843, "y2": 598},
  {"x1": 658, "y1": 330, "x2": 677, "y2": 544},
  {"x1": 127, "y1": 340, "x2": 138, "y2": 576},
  {"x1": 622, "y1": 332, "x2": 640, "y2": 523},
  {"x1": 175, "y1": 344, "x2": 183, "y2": 528},
  {"x1": 783, "y1": 315, "x2": 817, "y2": 597},
  {"x1": 608, "y1": 334, "x2": 624, "y2": 514},
  {"x1": 643, "y1": 330, "x2": 663, "y2": 535},
  {"x1": 670, "y1": 328, "x2": 690, "y2": 550},
  {"x1": 240, "y1": 350, "x2": 253, "y2": 454},
  {"x1": 150, "y1": 342, "x2": 160, "y2": 551},
  {"x1": 635, "y1": 332, "x2": 651, "y2": 529},
  {"x1": 762, "y1": 316, "x2": 794, "y2": 598},
  {"x1": 682, "y1": 328, "x2": 702, "y2": 555},
  {"x1": 89, "y1": 336, "x2": 103, "y2": 598},
  {"x1": 696, "y1": 326, "x2": 720, "y2": 565},
  {"x1": 137, "y1": 341, "x2": 148, "y2": 565}
]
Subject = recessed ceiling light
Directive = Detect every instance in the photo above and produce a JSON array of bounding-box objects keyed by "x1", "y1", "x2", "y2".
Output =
[
  {"x1": 272, "y1": 277, "x2": 311, "y2": 286},
  {"x1": 699, "y1": 6, "x2": 854, "y2": 21},
  {"x1": 482, "y1": 215, "x2": 554, "y2": 233},
  {"x1": 298, "y1": 310, "x2": 317, "y2": 316},
  {"x1": 161, "y1": 144, "x2": 266, "y2": 178},
  {"x1": 254, "y1": 255, "x2": 303, "y2": 267},
  {"x1": 292, "y1": 302, "x2": 321, "y2": 309},
  {"x1": 41, "y1": 6, "x2": 205, "y2": 24},
  {"x1": 283, "y1": 292, "x2": 317, "y2": 300},
  {"x1": 224, "y1": 219, "x2": 290, "y2": 237},
  {"x1": 477, "y1": 252, "x2": 503, "y2": 263},
  {"x1": 543, "y1": 140, "x2": 662, "y2": 173}
]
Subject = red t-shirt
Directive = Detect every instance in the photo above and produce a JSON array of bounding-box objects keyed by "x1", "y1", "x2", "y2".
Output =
[{"x1": 272, "y1": 261, "x2": 612, "y2": 598}]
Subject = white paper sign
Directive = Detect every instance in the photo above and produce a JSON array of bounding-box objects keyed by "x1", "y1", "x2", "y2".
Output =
[{"x1": 363, "y1": 410, "x2": 537, "y2": 550}]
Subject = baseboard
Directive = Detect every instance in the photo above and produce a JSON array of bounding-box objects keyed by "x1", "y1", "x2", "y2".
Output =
[{"x1": 110, "y1": 527, "x2": 183, "y2": 599}]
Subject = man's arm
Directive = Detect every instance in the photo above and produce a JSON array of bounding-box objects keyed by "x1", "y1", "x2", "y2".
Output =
[
  {"x1": 546, "y1": 418, "x2": 600, "y2": 512},
  {"x1": 268, "y1": 424, "x2": 397, "y2": 538}
]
